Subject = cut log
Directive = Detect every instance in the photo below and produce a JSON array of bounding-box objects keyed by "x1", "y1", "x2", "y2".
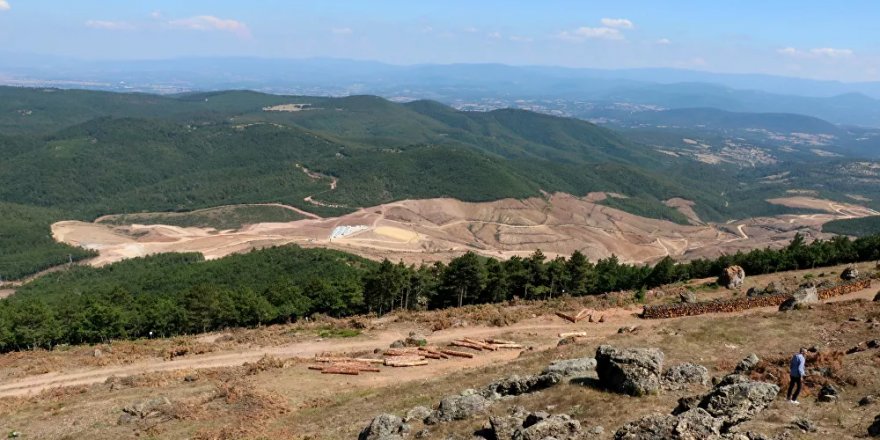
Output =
[
  {"x1": 491, "y1": 343, "x2": 524, "y2": 349},
  {"x1": 353, "y1": 358, "x2": 386, "y2": 364},
  {"x1": 485, "y1": 338, "x2": 517, "y2": 345},
  {"x1": 314, "y1": 356, "x2": 357, "y2": 363},
  {"x1": 440, "y1": 349, "x2": 475, "y2": 358},
  {"x1": 384, "y1": 348, "x2": 418, "y2": 356},
  {"x1": 462, "y1": 338, "x2": 497, "y2": 351},
  {"x1": 308, "y1": 365, "x2": 325, "y2": 370},
  {"x1": 558, "y1": 331, "x2": 587, "y2": 338},
  {"x1": 422, "y1": 353, "x2": 443, "y2": 359},
  {"x1": 555, "y1": 311, "x2": 577, "y2": 323},
  {"x1": 450, "y1": 340, "x2": 484, "y2": 351},
  {"x1": 384, "y1": 359, "x2": 429, "y2": 367},
  {"x1": 321, "y1": 367, "x2": 360, "y2": 375}
]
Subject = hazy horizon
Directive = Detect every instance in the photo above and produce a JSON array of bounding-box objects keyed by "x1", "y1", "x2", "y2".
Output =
[{"x1": 1, "y1": 1, "x2": 879, "y2": 82}]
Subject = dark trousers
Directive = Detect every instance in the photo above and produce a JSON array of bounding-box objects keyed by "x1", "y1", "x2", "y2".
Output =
[{"x1": 787, "y1": 374, "x2": 802, "y2": 401}]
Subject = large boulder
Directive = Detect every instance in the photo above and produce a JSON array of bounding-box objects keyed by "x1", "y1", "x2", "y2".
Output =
[
  {"x1": 490, "y1": 411, "x2": 584, "y2": 440},
  {"x1": 596, "y1": 345, "x2": 665, "y2": 396},
  {"x1": 869, "y1": 414, "x2": 880, "y2": 436},
  {"x1": 817, "y1": 384, "x2": 839, "y2": 403},
  {"x1": 733, "y1": 354, "x2": 760, "y2": 375},
  {"x1": 403, "y1": 406, "x2": 432, "y2": 423},
  {"x1": 543, "y1": 357, "x2": 597, "y2": 376},
  {"x1": 358, "y1": 413, "x2": 409, "y2": 440},
  {"x1": 873, "y1": 291, "x2": 880, "y2": 302},
  {"x1": 614, "y1": 408, "x2": 723, "y2": 440},
  {"x1": 778, "y1": 286, "x2": 818, "y2": 311},
  {"x1": 841, "y1": 266, "x2": 859, "y2": 280},
  {"x1": 679, "y1": 291, "x2": 697, "y2": 304},
  {"x1": 719, "y1": 266, "x2": 745, "y2": 289},
  {"x1": 663, "y1": 363, "x2": 710, "y2": 389},
  {"x1": 436, "y1": 390, "x2": 491, "y2": 421},
  {"x1": 697, "y1": 375, "x2": 779, "y2": 430},
  {"x1": 481, "y1": 373, "x2": 561, "y2": 400}
]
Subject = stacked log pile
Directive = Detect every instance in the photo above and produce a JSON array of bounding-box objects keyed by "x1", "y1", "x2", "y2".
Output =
[
  {"x1": 309, "y1": 337, "x2": 523, "y2": 374},
  {"x1": 642, "y1": 278, "x2": 871, "y2": 319},
  {"x1": 555, "y1": 309, "x2": 592, "y2": 323}
]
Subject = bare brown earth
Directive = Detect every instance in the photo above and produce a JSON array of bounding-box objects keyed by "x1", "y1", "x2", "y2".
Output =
[
  {"x1": 0, "y1": 264, "x2": 878, "y2": 439},
  {"x1": 51, "y1": 194, "x2": 879, "y2": 267}
]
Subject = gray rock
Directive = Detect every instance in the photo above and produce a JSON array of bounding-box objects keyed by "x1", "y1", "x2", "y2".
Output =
[
  {"x1": 680, "y1": 291, "x2": 697, "y2": 303},
  {"x1": 719, "y1": 266, "x2": 746, "y2": 289},
  {"x1": 389, "y1": 340, "x2": 406, "y2": 349},
  {"x1": 518, "y1": 413, "x2": 583, "y2": 440},
  {"x1": 723, "y1": 433, "x2": 772, "y2": 440},
  {"x1": 121, "y1": 396, "x2": 172, "y2": 420},
  {"x1": 614, "y1": 408, "x2": 723, "y2": 439},
  {"x1": 663, "y1": 363, "x2": 710, "y2": 389},
  {"x1": 490, "y1": 414, "x2": 524, "y2": 440},
  {"x1": 817, "y1": 384, "x2": 839, "y2": 402},
  {"x1": 841, "y1": 266, "x2": 859, "y2": 280},
  {"x1": 698, "y1": 376, "x2": 779, "y2": 430},
  {"x1": 405, "y1": 331, "x2": 428, "y2": 347},
  {"x1": 481, "y1": 373, "x2": 561, "y2": 399},
  {"x1": 779, "y1": 287, "x2": 818, "y2": 311},
  {"x1": 869, "y1": 414, "x2": 880, "y2": 437},
  {"x1": 874, "y1": 291, "x2": 880, "y2": 302},
  {"x1": 543, "y1": 357, "x2": 597, "y2": 376},
  {"x1": 596, "y1": 345, "x2": 665, "y2": 396},
  {"x1": 733, "y1": 354, "x2": 760, "y2": 374},
  {"x1": 791, "y1": 417, "x2": 817, "y2": 433},
  {"x1": 860, "y1": 395, "x2": 877, "y2": 406},
  {"x1": 404, "y1": 406, "x2": 433, "y2": 423},
  {"x1": 437, "y1": 392, "x2": 491, "y2": 421},
  {"x1": 358, "y1": 413, "x2": 410, "y2": 440}
]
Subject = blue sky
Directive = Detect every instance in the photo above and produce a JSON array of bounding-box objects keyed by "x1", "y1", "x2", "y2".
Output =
[{"x1": 1, "y1": 0, "x2": 878, "y2": 81}]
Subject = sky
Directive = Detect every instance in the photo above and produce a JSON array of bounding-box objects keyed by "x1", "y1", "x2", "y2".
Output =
[{"x1": 1, "y1": 0, "x2": 879, "y2": 82}]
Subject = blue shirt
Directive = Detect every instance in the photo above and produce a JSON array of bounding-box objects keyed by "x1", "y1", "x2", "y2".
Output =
[{"x1": 790, "y1": 353, "x2": 805, "y2": 377}]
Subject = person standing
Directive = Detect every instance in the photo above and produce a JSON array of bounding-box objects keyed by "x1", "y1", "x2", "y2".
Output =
[{"x1": 787, "y1": 347, "x2": 806, "y2": 404}]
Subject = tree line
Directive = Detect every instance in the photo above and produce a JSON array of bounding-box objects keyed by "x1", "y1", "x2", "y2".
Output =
[{"x1": 0, "y1": 233, "x2": 878, "y2": 351}]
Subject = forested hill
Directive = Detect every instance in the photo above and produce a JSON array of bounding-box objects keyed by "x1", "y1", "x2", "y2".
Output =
[{"x1": 0, "y1": 86, "x2": 875, "y2": 280}]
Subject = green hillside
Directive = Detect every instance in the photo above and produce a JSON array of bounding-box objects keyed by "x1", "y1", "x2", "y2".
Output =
[
  {"x1": 0, "y1": 86, "x2": 870, "y2": 279},
  {"x1": 823, "y1": 215, "x2": 880, "y2": 237}
]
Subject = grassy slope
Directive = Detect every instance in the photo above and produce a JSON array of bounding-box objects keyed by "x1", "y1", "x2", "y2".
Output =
[{"x1": 823, "y1": 215, "x2": 880, "y2": 237}]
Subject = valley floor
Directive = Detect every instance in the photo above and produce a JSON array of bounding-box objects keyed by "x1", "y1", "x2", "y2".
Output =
[{"x1": 1, "y1": 262, "x2": 878, "y2": 439}]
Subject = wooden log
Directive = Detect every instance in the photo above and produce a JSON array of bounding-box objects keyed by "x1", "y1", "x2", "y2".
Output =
[
  {"x1": 555, "y1": 311, "x2": 577, "y2": 323},
  {"x1": 574, "y1": 309, "x2": 590, "y2": 322},
  {"x1": 314, "y1": 356, "x2": 356, "y2": 363},
  {"x1": 308, "y1": 365, "x2": 325, "y2": 370},
  {"x1": 384, "y1": 348, "x2": 418, "y2": 356},
  {"x1": 422, "y1": 353, "x2": 442, "y2": 359},
  {"x1": 384, "y1": 359, "x2": 429, "y2": 367},
  {"x1": 450, "y1": 340, "x2": 483, "y2": 351},
  {"x1": 321, "y1": 367, "x2": 359, "y2": 375},
  {"x1": 440, "y1": 349, "x2": 475, "y2": 358},
  {"x1": 353, "y1": 358, "x2": 386, "y2": 364},
  {"x1": 491, "y1": 343, "x2": 524, "y2": 349},
  {"x1": 558, "y1": 331, "x2": 587, "y2": 338},
  {"x1": 462, "y1": 338, "x2": 497, "y2": 351},
  {"x1": 484, "y1": 338, "x2": 517, "y2": 345}
]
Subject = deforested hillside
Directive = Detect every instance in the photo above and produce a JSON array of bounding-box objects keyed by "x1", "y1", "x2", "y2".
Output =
[{"x1": 1, "y1": 86, "x2": 879, "y2": 280}]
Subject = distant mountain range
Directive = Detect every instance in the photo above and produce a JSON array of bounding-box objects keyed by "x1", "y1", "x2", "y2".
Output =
[{"x1": 4, "y1": 55, "x2": 880, "y2": 127}]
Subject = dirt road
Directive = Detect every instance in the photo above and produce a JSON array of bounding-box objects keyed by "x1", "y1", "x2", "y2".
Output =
[{"x1": 1, "y1": 285, "x2": 875, "y2": 398}]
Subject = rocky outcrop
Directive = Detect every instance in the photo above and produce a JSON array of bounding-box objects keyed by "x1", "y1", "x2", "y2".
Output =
[
  {"x1": 118, "y1": 396, "x2": 173, "y2": 425},
  {"x1": 679, "y1": 291, "x2": 697, "y2": 303},
  {"x1": 437, "y1": 389, "x2": 491, "y2": 421},
  {"x1": 817, "y1": 384, "x2": 839, "y2": 403},
  {"x1": 358, "y1": 413, "x2": 410, "y2": 440},
  {"x1": 403, "y1": 406, "x2": 432, "y2": 423},
  {"x1": 614, "y1": 408, "x2": 723, "y2": 439},
  {"x1": 481, "y1": 373, "x2": 561, "y2": 399},
  {"x1": 489, "y1": 410, "x2": 585, "y2": 440},
  {"x1": 719, "y1": 266, "x2": 745, "y2": 289},
  {"x1": 869, "y1": 414, "x2": 880, "y2": 437},
  {"x1": 694, "y1": 375, "x2": 779, "y2": 430},
  {"x1": 663, "y1": 363, "x2": 710, "y2": 389},
  {"x1": 596, "y1": 345, "x2": 664, "y2": 396},
  {"x1": 733, "y1": 354, "x2": 760, "y2": 375},
  {"x1": 779, "y1": 286, "x2": 818, "y2": 311},
  {"x1": 543, "y1": 357, "x2": 597, "y2": 376},
  {"x1": 841, "y1": 266, "x2": 859, "y2": 280}
]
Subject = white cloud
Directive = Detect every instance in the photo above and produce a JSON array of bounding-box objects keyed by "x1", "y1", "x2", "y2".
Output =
[
  {"x1": 464, "y1": 26, "x2": 479, "y2": 33},
  {"x1": 601, "y1": 18, "x2": 634, "y2": 29},
  {"x1": 85, "y1": 20, "x2": 135, "y2": 31},
  {"x1": 150, "y1": 11, "x2": 163, "y2": 19},
  {"x1": 557, "y1": 26, "x2": 623, "y2": 41},
  {"x1": 509, "y1": 35, "x2": 534, "y2": 43},
  {"x1": 168, "y1": 15, "x2": 250, "y2": 38},
  {"x1": 330, "y1": 27, "x2": 353, "y2": 35},
  {"x1": 0, "y1": 0, "x2": 10, "y2": 11},
  {"x1": 810, "y1": 47, "x2": 853, "y2": 58},
  {"x1": 488, "y1": 31, "x2": 502, "y2": 39},
  {"x1": 656, "y1": 38, "x2": 671, "y2": 45},
  {"x1": 778, "y1": 46, "x2": 854, "y2": 59}
]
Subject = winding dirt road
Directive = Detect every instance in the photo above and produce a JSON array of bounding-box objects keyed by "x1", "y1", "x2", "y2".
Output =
[{"x1": 2, "y1": 284, "x2": 875, "y2": 398}]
